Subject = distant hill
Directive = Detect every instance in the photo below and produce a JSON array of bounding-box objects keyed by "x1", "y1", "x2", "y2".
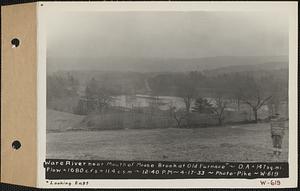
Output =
[
  {"x1": 47, "y1": 55, "x2": 288, "y2": 73},
  {"x1": 203, "y1": 61, "x2": 288, "y2": 76}
]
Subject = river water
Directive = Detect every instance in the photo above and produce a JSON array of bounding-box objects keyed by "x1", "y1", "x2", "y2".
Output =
[{"x1": 111, "y1": 94, "x2": 188, "y2": 110}]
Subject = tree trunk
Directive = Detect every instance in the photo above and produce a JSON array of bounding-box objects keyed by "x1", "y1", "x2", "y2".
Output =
[
  {"x1": 185, "y1": 100, "x2": 191, "y2": 113},
  {"x1": 175, "y1": 119, "x2": 181, "y2": 128},
  {"x1": 218, "y1": 116, "x2": 223, "y2": 126},
  {"x1": 186, "y1": 112, "x2": 192, "y2": 128},
  {"x1": 183, "y1": 97, "x2": 192, "y2": 113},
  {"x1": 253, "y1": 108, "x2": 258, "y2": 123},
  {"x1": 173, "y1": 113, "x2": 182, "y2": 128}
]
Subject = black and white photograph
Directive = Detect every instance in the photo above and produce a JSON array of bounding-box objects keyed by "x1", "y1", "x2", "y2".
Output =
[{"x1": 46, "y1": 10, "x2": 290, "y2": 163}]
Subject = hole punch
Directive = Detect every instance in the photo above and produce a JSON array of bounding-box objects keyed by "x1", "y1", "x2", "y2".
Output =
[
  {"x1": 12, "y1": 140, "x2": 21, "y2": 150},
  {"x1": 11, "y1": 38, "x2": 20, "y2": 48}
]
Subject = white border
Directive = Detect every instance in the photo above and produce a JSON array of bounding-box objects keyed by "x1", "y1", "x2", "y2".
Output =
[{"x1": 37, "y1": 1, "x2": 298, "y2": 188}]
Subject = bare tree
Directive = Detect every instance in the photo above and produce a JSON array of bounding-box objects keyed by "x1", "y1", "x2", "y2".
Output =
[
  {"x1": 241, "y1": 94, "x2": 272, "y2": 123},
  {"x1": 182, "y1": 95, "x2": 193, "y2": 113},
  {"x1": 209, "y1": 96, "x2": 228, "y2": 126},
  {"x1": 176, "y1": 73, "x2": 198, "y2": 113},
  {"x1": 238, "y1": 76, "x2": 273, "y2": 123},
  {"x1": 85, "y1": 78, "x2": 114, "y2": 113},
  {"x1": 173, "y1": 110, "x2": 186, "y2": 128},
  {"x1": 95, "y1": 90, "x2": 114, "y2": 112},
  {"x1": 169, "y1": 105, "x2": 186, "y2": 128}
]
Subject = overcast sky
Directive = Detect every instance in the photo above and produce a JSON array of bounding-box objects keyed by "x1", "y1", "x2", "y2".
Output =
[{"x1": 46, "y1": 11, "x2": 289, "y2": 59}]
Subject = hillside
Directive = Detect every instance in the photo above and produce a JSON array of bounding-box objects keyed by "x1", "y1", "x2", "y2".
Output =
[
  {"x1": 47, "y1": 109, "x2": 84, "y2": 132},
  {"x1": 203, "y1": 61, "x2": 288, "y2": 76},
  {"x1": 47, "y1": 55, "x2": 288, "y2": 73}
]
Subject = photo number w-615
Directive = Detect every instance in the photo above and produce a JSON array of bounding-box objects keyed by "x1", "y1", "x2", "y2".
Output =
[{"x1": 260, "y1": 180, "x2": 281, "y2": 186}]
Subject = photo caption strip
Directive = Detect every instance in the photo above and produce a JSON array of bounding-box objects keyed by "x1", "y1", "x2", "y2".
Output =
[{"x1": 44, "y1": 159, "x2": 288, "y2": 179}]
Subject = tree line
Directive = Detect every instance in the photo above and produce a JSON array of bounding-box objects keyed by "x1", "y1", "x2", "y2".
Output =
[{"x1": 47, "y1": 69, "x2": 288, "y2": 127}]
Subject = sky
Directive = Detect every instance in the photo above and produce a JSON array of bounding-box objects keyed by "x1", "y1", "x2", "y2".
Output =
[{"x1": 46, "y1": 11, "x2": 289, "y2": 59}]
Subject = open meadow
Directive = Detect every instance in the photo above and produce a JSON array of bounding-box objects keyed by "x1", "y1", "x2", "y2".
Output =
[{"x1": 47, "y1": 121, "x2": 288, "y2": 162}]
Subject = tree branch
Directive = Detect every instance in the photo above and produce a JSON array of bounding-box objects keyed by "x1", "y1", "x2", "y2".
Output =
[{"x1": 257, "y1": 96, "x2": 273, "y2": 109}]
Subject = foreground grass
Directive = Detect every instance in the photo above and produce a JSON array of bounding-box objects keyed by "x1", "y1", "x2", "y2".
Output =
[{"x1": 47, "y1": 122, "x2": 288, "y2": 162}]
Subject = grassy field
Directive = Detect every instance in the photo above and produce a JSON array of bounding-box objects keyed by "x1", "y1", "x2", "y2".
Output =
[
  {"x1": 47, "y1": 109, "x2": 85, "y2": 132},
  {"x1": 47, "y1": 122, "x2": 288, "y2": 162}
]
